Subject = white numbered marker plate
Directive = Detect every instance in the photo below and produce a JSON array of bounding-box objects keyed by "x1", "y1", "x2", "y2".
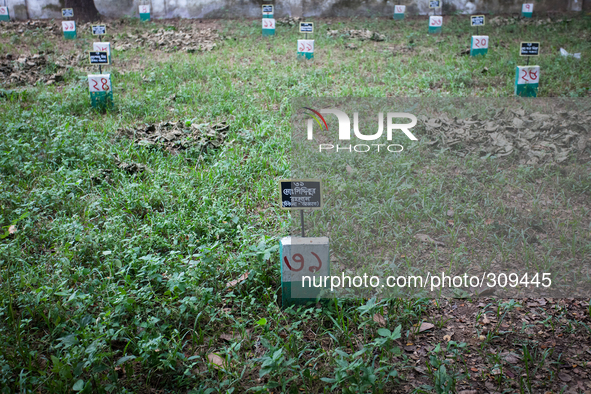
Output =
[
  {"x1": 62, "y1": 21, "x2": 76, "y2": 31},
  {"x1": 429, "y1": 16, "x2": 443, "y2": 26}
]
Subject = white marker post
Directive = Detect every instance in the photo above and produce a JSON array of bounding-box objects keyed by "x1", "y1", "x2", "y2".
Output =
[
  {"x1": 88, "y1": 74, "x2": 113, "y2": 109},
  {"x1": 470, "y1": 35, "x2": 488, "y2": 57},
  {"x1": 62, "y1": 21, "x2": 76, "y2": 40},
  {"x1": 279, "y1": 180, "x2": 328, "y2": 307},
  {"x1": 429, "y1": 15, "x2": 442, "y2": 34},
  {"x1": 297, "y1": 22, "x2": 314, "y2": 60},
  {"x1": 0, "y1": 5, "x2": 9, "y2": 21},
  {"x1": 394, "y1": 5, "x2": 406, "y2": 20},
  {"x1": 139, "y1": 4, "x2": 150, "y2": 22},
  {"x1": 280, "y1": 237, "x2": 330, "y2": 307},
  {"x1": 522, "y1": 3, "x2": 533, "y2": 18},
  {"x1": 262, "y1": 18, "x2": 275, "y2": 36}
]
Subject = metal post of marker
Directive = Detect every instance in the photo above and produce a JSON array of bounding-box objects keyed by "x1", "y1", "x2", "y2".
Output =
[
  {"x1": 300, "y1": 210, "x2": 305, "y2": 237},
  {"x1": 99, "y1": 34, "x2": 103, "y2": 74}
]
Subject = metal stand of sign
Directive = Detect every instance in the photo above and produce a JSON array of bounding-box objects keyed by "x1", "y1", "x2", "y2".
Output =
[
  {"x1": 300, "y1": 210, "x2": 305, "y2": 237},
  {"x1": 99, "y1": 34, "x2": 103, "y2": 73}
]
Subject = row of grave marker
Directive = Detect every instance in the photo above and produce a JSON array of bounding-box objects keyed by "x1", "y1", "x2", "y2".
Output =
[{"x1": 261, "y1": 5, "x2": 539, "y2": 96}]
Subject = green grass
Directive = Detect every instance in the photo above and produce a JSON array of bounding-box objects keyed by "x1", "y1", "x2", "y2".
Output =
[{"x1": 1, "y1": 14, "x2": 591, "y2": 393}]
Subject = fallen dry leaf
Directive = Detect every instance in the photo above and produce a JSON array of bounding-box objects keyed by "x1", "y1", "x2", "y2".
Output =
[
  {"x1": 207, "y1": 353, "x2": 226, "y2": 369},
  {"x1": 414, "y1": 234, "x2": 445, "y2": 247},
  {"x1": 558, "y1": 371, "x2": 572, "y2": 382},
  {"x1": 373, "y1": 313, "x2": 386, "y2": 327},
  {"x1": 226, "y1": 271, "x2": 249, "y2": 288},
  {"x1": 418, "y1": 322, "x2": 434, "y2": 332},
  {"x1": 8, "y1": 225, "x2": 17, "y2": 234}
]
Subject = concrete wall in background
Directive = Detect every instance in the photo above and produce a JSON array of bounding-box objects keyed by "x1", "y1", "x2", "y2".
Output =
[{"x1": 4, "y1": 0, "x2": 586, "y2": 20}]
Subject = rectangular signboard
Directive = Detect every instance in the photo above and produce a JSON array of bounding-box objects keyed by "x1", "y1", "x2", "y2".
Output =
[
  {"x1": 520, "y1": 42, "x2": 540, "y2": 56},
  {"x1": 92, "y1": 25, "x2": 106, "y2": 36},
  {"x1": 88, "y1": 51, "x2": 110, "y2": 65},
  {"x1": 429, "y1": 0, "x2": 441, "y2": 8},
  {"x1": 262, "y1": 5, "x2": 274, "y2": 16},
  {"x1": 62, "y1": 8, "x2": 74, "y2": 18},
  {"x1": 279, "y1": 180, "x2": 322, "y2": 210},
  {"x1": 471, "y1": 15, "x2": 485, "y2": 26},
  {"x1": 299, "y1": 22, "x2": 314, "y2": 34}
]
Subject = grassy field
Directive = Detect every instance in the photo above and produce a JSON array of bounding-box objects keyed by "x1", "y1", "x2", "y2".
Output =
[{"x1": 1, "y1": 13, "x2": 591, "y2": 393}]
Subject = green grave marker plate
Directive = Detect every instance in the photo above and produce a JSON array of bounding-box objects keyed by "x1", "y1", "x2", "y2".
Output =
[
  {"x1": 515, "y1": 65, "x2": 539, "y2": 97},
  {"x1": 429, "y1": 16, "x2": 442, "y2": 33},
  {"x1": 62, "y1": 21, "x2": 76, "y2": 39},
  {"x1": 88, "y1": 74, "x2": 114, "y2": 109},
  {"x1": 297, "y1": 39, "x2": 314, "y2": 60},
  {"x1": 394, "y1": 5, "x2": 405, "y2": 19},
  {"x1": 470, "y1": 35, "x2": 488, "y2": 56},
  {"x1": 522, "y1": 3, "x2": 533, "y2": 18},
  {"x1": 280, "y1": 236, "x2": 330, "y2": 307},
  {"x1": 139, "y1": 5, "x2": 150, "y2": 21},
  {"x1": 0, "y1": 6, "x2": 8, "y2": 21},
  {"x1": 262, "y1": 18, "x2": 276, "y2": 36}
]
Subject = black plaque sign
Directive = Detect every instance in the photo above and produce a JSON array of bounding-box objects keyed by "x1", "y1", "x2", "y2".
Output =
[
  {"x1": 262, "y1": 5, "x2": 274, "y2": 15},
  {"x1": 471, "y1": 15, "x2": 485, "y2": 26},
  {"x1": 520, "y1": 42, "x2": 540, "y2": 56},
  {"x1": 279, "y1": 180, "x2": 322, "y2": 210},
  {"x1": 299, "y1": 22, "x2": 314, "y2": 34},
  {"x1": 62, "y1": 8, "x2": 74, "y2": 18},
  {"x1": 88, "y1": 51, "x2": 110, "y2": 65},
  {"x1": 429, "y1": 1, "x2": 441, "y2": 8},
  {"x1": 92, "y1": 25, "x2": 107, "y2": 36}
]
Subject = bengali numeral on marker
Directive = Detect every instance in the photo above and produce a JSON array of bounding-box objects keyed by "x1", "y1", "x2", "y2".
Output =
[
  {"x1": 89, "y1": 77, "x2": 111, "y2": 92},
  {"x1": 283, "y1": 253, "x2": 323, "y2": 273},
  {"x1": 474, "y1": 37, "x2": 487, "y2": 48}
]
